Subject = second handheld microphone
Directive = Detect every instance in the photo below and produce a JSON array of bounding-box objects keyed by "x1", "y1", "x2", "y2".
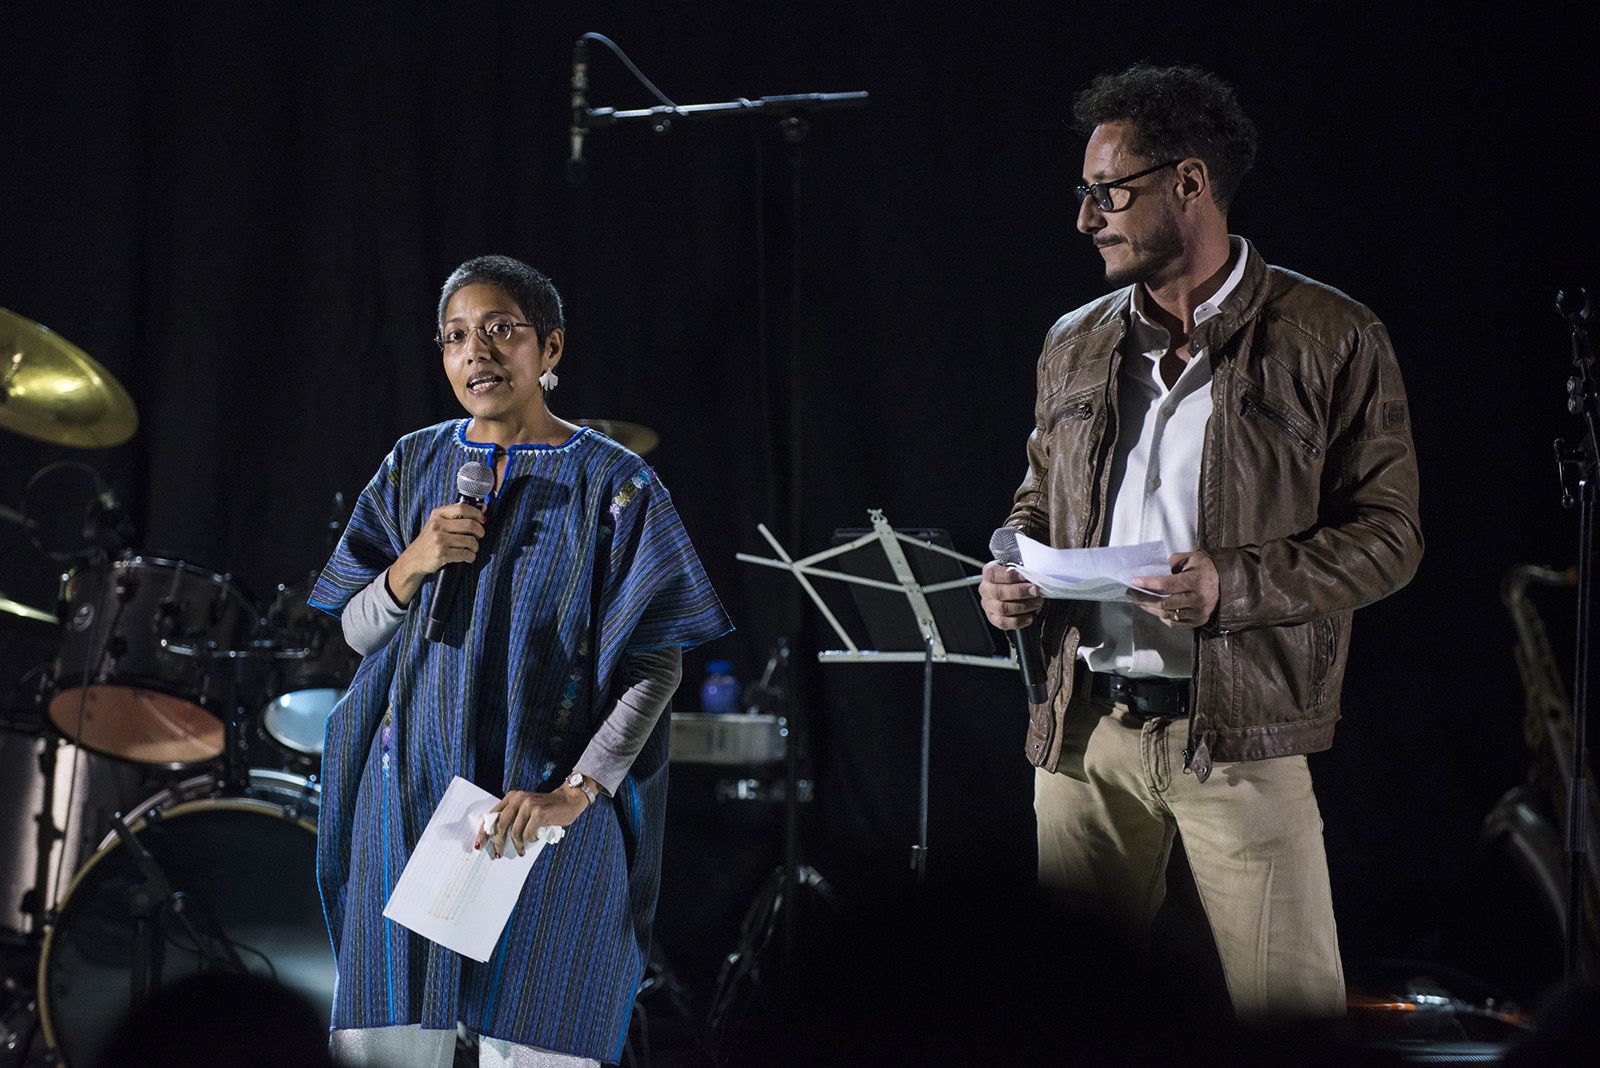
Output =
[{"x1": 988, "y1": 526, "x2": 1048, "y2": 704}]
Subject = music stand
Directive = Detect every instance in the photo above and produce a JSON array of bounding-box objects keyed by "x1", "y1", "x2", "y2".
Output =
[{"x1": 737, "y1": 508, "x2": 1015, "y2": 884}]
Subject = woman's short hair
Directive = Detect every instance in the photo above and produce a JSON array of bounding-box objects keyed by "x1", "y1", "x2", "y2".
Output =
[{"x1": 437, "y1": 255, "x2": 565, "y2": 344}]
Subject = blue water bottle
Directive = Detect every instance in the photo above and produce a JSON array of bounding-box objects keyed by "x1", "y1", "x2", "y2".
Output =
[{"x1": 700, "y1": 659, "x2": 741, "y2": 715}]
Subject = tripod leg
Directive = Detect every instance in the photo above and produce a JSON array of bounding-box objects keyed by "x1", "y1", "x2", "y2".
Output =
[{"x1": 706, "y1": 866, "x2": 785, "y2": 1043}]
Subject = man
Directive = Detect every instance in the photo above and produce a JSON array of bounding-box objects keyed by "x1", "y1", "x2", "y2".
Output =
[{"x1": 979, "y1": 63, "x2": 1421, "y2": 1020}]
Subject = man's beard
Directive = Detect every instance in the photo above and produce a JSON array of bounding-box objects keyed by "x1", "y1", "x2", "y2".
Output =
[{"x1": 1102, "y1": 202, "x2": 1185, "y2": 288}]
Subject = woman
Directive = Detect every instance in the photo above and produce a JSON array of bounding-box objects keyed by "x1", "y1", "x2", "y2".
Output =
[{"x1": 308, "y1": 255, "x2": 731, "y2": 1067}]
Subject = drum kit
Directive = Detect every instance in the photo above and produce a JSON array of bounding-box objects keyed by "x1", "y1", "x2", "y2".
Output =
[
  {"x1": 0, "y1": 309, "x2": 356, "y2": 1065},
  {"x1": 0, "y1": 308, "x2": 667, "y2": 1065}
]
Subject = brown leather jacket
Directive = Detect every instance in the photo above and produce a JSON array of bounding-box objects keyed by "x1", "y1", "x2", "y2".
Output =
[{"x1": 1007, "y1": 239, "x2": 1422, "y2": 781}]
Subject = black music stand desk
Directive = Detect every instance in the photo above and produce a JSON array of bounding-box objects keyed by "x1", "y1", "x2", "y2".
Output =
[{"x1": 737, "y1": 508, "x2": 1015, "y2": 883}]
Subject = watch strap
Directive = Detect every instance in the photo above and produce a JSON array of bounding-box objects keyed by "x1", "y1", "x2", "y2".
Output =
[{"x1": 566, "y1": 772, "x2": 597, "y2": 806}]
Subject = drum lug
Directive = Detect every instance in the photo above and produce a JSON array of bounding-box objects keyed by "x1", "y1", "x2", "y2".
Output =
[
  {"x1": 19, "y1": 887, "x2": 41, "y2": 917},
  {"x1": 155, "y1": 598, "x2": 184, "y2": 638}
]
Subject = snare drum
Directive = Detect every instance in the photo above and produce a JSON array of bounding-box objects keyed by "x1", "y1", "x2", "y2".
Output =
[
  {"x1": 37, "y1": 768, "x2": 333, "y2": 1068},
  {"x1": 49, "y1": 555, "x2": 260, "y2": 768},
  {"x1": 260, "y1": 577, "x2": 360, "y2": 763}
]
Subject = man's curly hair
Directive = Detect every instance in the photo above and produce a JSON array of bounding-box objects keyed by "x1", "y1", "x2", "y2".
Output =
[{"x1": 1073, "y1": 63, "x2": 1259, "y2": 213}]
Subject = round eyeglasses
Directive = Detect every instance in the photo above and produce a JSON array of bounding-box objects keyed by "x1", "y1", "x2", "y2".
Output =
[{"x1": 435, "y1": 319, "x2": 537, "y2": 350}]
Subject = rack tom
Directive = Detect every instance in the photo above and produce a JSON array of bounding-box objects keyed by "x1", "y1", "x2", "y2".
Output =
[{"x1": 49, "y1": 555, "x2": 259, "y2": 768}]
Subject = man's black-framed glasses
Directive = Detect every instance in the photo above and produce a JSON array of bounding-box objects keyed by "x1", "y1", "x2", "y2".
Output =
[
  {"x1": 1074, "y1": 160, "x2": 1182, "y2": 212},
  {"x1": 435, "y1": 319, "x2": 538, "y2": 350}
]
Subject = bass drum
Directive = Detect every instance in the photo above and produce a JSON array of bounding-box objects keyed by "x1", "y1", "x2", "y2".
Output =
[
  {"x1": 49, "y1": 555, "x2": 260, "y2": 768},
  {"x1": 37, "y1": 769, "x2": 334, "y2": 1067},
  {"x1": 259, "y1": 577, "x2": 360, "y2": 771}
]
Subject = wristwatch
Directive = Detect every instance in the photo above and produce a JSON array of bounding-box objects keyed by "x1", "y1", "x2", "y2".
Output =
[{"x1": 565, "y1": 772, "x2": 597, "y2": 807}]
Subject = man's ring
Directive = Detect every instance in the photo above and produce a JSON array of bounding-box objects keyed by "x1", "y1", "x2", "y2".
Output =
[{"x1": 1168, "y1": 607, "x2": 1184, "y2": 622}]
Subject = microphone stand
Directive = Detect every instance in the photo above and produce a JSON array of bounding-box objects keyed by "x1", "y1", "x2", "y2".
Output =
[
  {"x1": 1553, "y1": 287, "x2": 1599, "y2": 980},
  {"x1": 109, "y1": 811, "x2": 246, "y2": 1003},
  {"x1": 573, "y1": 42, "x2": 870, "y2": 1041},
  {"x1": 580, "y1": 82, "x2": 867, "y2": 565},
  {"x1": 570, "y1": 34, "x2": 867, "y2": 617},
  {"x1": 586, "y1": 92, "x2": 869, "y2": 134}
]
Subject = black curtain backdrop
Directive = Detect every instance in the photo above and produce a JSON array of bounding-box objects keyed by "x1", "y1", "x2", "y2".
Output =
[{"x1": 3, "y1": 0, "x2": 1596, "y2": 1003}]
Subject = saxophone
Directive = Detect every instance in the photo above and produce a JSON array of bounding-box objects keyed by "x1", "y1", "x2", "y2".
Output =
[{"x1": 1486, "y1": 564, "x2": 1600, "y2": 953}]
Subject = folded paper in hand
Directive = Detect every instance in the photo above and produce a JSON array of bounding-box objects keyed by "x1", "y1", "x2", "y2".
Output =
[
  {"x1": 382, "y1": 776, "x2": 549, "y2": 962},
  {"x1": 1008, "y1": 532, "x2": 1171, "y2": 602}
]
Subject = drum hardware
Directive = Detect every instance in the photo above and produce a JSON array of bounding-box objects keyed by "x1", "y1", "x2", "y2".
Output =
[
  {"x1": 16, "y1": 460, "x2": 136, "y2": 568},
  {"x1": 714, "y1": 777, "x2": 813, "y2": 804},
  {"x1": 669, "y1": 712, "x2": 787, "y2": 765}
]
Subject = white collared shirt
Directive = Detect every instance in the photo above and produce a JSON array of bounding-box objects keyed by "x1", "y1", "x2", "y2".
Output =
[{"x1": 1079, "y1": 239, "x2": 1247, "y2": 678}]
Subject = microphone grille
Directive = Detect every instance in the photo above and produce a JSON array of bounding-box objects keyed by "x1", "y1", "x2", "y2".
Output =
[
  {"x1": 988, "y1": 526, "x2": 1023, "y2": 566},
  {"x1": 456, "y1": 462, "x2": 495, "y2": 500}
]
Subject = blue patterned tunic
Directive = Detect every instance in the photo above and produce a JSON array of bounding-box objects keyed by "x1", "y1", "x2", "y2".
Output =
[{"x1": 308, "y1": 420, "x2": 731, "y2": 1061}]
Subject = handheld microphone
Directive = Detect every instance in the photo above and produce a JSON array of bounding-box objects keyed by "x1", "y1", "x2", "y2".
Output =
[
  {"x1": 988, "y1": 527, "x2": 1048, "y2": 704},
  {"x1": 566, "y1": 37, "x2": 590, "y2": 186},
  {"x1": 424, "y1": 461, "x2": 495, "y2": 643}
]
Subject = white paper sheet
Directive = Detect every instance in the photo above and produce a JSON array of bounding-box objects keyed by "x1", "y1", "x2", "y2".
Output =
[
  {"x1": 381, "y1": 776, "x2": 546, "y2": 962},
  {"x1": 1010, "y1": 532, "x2": 1172, "y2": 602}
]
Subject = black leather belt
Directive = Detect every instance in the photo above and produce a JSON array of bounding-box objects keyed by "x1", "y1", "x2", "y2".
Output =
[{"x1": 1089, "y1": 672, "x2": 1191, "y2": 718}]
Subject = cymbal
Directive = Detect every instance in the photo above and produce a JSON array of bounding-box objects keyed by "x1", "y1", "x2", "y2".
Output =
[
  {"x1": 0, "y1": 591, "x2": 57, "y2": 626},
  {"x1": 576, "y1": 418, "x2": 660, "y2": 456},
  {"x1": 0, "y1": 308, "x2": 138, "y2": 448}
]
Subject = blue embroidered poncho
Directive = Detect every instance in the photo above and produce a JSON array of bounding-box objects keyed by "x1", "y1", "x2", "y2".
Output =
[{"x1": 309, "y1": 420, "x2": 731, "y2": 1060}]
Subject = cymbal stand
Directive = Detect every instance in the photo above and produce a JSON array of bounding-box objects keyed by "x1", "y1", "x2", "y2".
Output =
[
  {"x1": 704, "y1": 636, "x2": 833, "y2": 1056},
  {"x1": 1553, "y1": 287, "x2": 1599, "y2": 979},
  {"x1": 25, "y1": 730, "x2": 63, "y2": 940}
]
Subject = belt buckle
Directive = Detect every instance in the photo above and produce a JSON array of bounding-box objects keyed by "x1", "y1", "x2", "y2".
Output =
[
  {"x1": 1129, "y1": 677, "x2": 1179, "y2": 718},
  {"x1": 1107, "y1": 674, "x2": 1132, "y2": 705}
]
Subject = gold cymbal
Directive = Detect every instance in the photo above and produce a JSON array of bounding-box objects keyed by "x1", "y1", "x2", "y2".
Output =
[
  {"x1": 576, "y1": 418, "x2": 660, "y2": 456},
  {"x1": 0, "y1": 308, "x2": 138, "y2": 448}
]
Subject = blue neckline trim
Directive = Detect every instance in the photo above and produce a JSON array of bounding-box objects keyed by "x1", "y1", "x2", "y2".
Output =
[{"x1": 455, "y1": 420, "x2": 592, "y2": 453}]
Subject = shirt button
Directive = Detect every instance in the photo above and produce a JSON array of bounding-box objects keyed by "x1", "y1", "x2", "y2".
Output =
[{"x1": 1148, "y1": 476, "x2": 1162, "y2": 491}]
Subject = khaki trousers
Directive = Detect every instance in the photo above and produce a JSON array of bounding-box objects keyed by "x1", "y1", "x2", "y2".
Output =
[{"x1": 1034, "y1": 702, "x2": 1346, "y2": 1020}]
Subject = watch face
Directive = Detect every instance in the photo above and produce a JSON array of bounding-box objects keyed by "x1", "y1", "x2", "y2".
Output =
[{"x1": 566, "y1": 773, "x2": 583, "y2": 787}]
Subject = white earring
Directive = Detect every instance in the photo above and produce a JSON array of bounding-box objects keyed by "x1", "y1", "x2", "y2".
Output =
[{"x1": 539, "y1": 369, "x2": 559, "y2": 392}]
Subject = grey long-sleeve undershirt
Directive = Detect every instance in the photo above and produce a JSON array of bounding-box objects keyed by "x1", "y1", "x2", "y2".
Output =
[{"x1": 340, "y1": 571, "x2": 683, "y2": 795}]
